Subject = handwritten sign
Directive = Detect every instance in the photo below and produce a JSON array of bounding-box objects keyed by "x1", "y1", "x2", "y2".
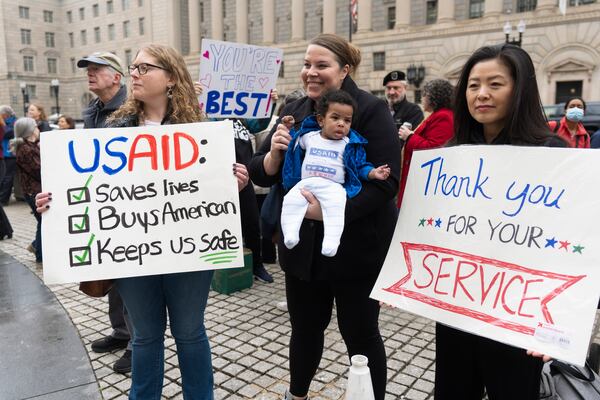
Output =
[
  {"x1": 198, "y1": 39, "x2": 283, "y2": 118},
  {"x1": 40, "y1": 121, "x2": 243, "y2": 285},
  {"x1": 371, "y1": 145, "x2": 600, "y2": 365}
]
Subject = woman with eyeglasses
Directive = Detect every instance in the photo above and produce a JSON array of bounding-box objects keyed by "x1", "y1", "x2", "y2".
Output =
[{"x1": 36, "y1": 44, "x2": 249, "y2": 400}]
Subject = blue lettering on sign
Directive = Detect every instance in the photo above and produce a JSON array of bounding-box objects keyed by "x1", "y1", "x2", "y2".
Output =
[
  {"x1": 306, "y1": 164, "x2": 336, "y2": 175},
  {"x1": 205, "y1": 90, "x2": 268, "y2": 117},
  {"x1": 502, "y1": 182, "x2": 565, "y2": 217},
  {"x1": 420, "y1": 156, "x2": 491, "y2": 199},
  {"x1": 309, "y1": 148, "x2": 339, "y2": 159}
]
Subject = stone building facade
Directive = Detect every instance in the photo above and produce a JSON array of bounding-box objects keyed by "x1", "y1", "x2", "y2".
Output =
[{"x1": 0, "y1": 0, "x2": 598, "y2": 118}]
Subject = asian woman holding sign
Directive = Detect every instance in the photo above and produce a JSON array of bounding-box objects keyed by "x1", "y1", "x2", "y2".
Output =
[
  {"x1": 36, "y1": 44, "x2": 249, "y2": 400},
  {"x1": 436, "y1": 43, "x2": 563, "y2": 400}
]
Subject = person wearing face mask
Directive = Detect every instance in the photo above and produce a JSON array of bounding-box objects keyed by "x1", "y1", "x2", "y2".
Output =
[{"x1": 548, "y1": 96, "x2": 590, "y2": 148}]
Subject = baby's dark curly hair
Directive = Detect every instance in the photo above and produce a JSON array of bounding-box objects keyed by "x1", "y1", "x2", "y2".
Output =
[
  {"x1": 316, "y1": 89, "x2": 357, "y2": 119},
  {"x1": 423, "y1": 79, "x2": 454, "y2": 111}
]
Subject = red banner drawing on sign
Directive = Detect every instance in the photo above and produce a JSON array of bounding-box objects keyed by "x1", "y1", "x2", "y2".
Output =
[{"x1": 384, "y1": 243, "x2": 585, "y2": 335}]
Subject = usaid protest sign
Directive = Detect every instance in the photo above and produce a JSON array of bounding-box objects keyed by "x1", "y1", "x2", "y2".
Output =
[
  {"x1": 198, "y1": 39, "x2": 283, "y2": 118},
  {"x1": 40, "y1": 121, "x2": 243, "y2": 285},
  {"x1": 371, "y1": 146, "x2": 600, "y2": 366}
]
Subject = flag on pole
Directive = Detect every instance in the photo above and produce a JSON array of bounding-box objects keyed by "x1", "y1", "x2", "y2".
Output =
[
  {"x1": 350, "y1": 0, "x2": 358, "y2": 29},
  {"x1": 559, "y1": 0, "x2": 568, "y2": 15}
]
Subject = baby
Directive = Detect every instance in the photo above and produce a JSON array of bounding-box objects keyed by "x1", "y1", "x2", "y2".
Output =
[{"x1": 281, "y1": 89, "x2": 390, "y2": 257}]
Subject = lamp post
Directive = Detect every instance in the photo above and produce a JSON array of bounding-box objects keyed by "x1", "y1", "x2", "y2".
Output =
[
  {"x1": 406, "y1": 64, "x2": 426, "y2": 104},
  {"x1": 503, "y1": 19, "x2": 526, "y2": 47},
  {"x1": 19, "y1": 82, "x2": 29, "y2": 117},
  {"x1": 51, "y1": 79, "x2": 60, "y2": 115}
]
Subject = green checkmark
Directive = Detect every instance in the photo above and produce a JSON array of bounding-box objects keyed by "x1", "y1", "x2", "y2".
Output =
[
  {"x1": 73, "y1": 207, "x2": 89, "y2": 231},
  {"x1": 72, "y1": 175, "x2": 93, "y2": 202},
  {"x1": 74, "y1": 233, "x2": 95, "y2": 263}
]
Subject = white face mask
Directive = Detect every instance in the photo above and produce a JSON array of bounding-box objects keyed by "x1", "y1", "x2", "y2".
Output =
[{"x1": 566, "y1": 107, "x2": 584, "y2": 122}]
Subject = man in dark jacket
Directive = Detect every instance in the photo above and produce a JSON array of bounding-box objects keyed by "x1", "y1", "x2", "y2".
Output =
[
  {"x1": 77, "y1": 52, "x2": 132, "y2": 374},
  {"x1": 0, "y1": 106, "x2": 17, "y2": 205},
  {"x1": 78, "y1": 52, "x2": 128, "y2": 129},
  {"x1": 383, "y1": 70, "x2": 424, "y2": 134}
]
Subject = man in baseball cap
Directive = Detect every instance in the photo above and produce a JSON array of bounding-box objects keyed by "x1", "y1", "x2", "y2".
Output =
[
  {"x1": 78, "y1": 52, "x2": 127, "y2": 129},
  {"x1": 78, "y1": 51, "x2": 132, "y2": 374},
  {"x1": 383, "y1": 70, "x2": 423, "y2": 133}
]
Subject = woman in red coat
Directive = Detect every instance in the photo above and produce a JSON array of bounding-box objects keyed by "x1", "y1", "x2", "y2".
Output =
[
  {"x1": 548, "y1": 96, "x2": 590, "y2": 148},
  {"x1": 397, "y1": 79, "x2": 454, "y2": 207}
]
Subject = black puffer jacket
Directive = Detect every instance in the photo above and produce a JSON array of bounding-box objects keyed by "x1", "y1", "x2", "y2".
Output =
[{"x1": 249, "y1": 76, "x2": 401, "y2": 281}]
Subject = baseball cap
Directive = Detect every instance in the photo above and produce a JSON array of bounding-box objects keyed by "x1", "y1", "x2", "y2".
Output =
[
  {"x1": 77, "y1": 52, "x2": 125, "y2": 75},
  {"x1": 383, "y1": 70, "x2": 407, "y2": 86}
]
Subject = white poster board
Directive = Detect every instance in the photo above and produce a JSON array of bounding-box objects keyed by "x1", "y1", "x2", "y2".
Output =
[
  {"x1": 198, "y1": 39, "x2": 283, "y2": 119},
  {"x1": 40, "y1": 121, "x2": 243, "y2": 285},
  {"x1": 371, "y1": 145, "x2": 600, "y2": 366}
]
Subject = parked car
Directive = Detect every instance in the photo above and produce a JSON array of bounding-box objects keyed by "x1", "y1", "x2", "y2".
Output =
[{"x1": 543, "y1": 101, "x2": 600, "y2": 133}]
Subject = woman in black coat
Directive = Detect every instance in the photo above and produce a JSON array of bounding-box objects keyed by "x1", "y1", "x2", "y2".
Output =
[{"x1": 248, "y1": 33, "x2": 401, "y2": 400}]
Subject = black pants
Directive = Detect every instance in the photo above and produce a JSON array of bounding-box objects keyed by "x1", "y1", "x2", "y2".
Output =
[
  {"x1": 286, "y1": 273, "x2": 387, "y2": 400},
  {"x1": 435, "y1": 323, "x2": 543, "y2": 400},
  {"x1": 0, "y1": 157, "x2": 15, "y2": 204},
  {"x1": 239, "y1": 183, "x2": 262, "y2": 271}
]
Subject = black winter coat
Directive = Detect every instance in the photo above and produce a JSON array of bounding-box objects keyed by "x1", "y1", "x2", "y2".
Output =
[{"x1": 248, "y1": 76, "x2": 401, "y2": 281}]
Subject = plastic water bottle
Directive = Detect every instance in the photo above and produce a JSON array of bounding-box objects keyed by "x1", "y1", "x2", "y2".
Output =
[{"x1": 344, "y1": 355, "x2": 375, "y2": 400}]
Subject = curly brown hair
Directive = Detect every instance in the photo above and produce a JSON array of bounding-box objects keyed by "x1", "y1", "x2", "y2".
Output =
[{"x1": 109, "y1": 44, "x2": 203, "y2": 124}]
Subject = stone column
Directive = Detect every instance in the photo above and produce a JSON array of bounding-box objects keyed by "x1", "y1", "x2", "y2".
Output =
[
  {"x1": 395, "y1": 0, "x2": 410, "y2": 28},
  {"x1": 323, "y1": 0, "x2": 336, "y2": 34},
  {"x1": 437, "y1": 0, "x2": 455, "y2": 23},
  {"x1": 357, "y1": 0, "x2": 372, "y2": 32},
  {"x1": 211, "y1": 0, "x2": 223, "y2": 40},
  {"x1": 262, "y1": 0, "x2": 275, "y2": 44},
  {"x1": 291, "y1": 0, "x2": 305, "y2": 41},
  {"x1": 484, "y1": 0, "x2": 503, "y2": 18},
  {"x1": 189, "y1": 0, "x2": 201, "y2": 53},
  {"x1": 236, "y1": 0, "x2": 248, "y2": 43}
]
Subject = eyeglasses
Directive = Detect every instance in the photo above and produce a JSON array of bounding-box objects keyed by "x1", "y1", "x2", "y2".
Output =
[{"x1": 128, "y1": 63, "x2": 167, "y2": 75}]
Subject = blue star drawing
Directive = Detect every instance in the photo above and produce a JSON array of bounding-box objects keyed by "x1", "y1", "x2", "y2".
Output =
[
  {"x1": 435, "y1": 218, "x2": 442, "y2": 228},
  {"x1": 545, "y1": 237, "x2": 558, "y2": 248}
]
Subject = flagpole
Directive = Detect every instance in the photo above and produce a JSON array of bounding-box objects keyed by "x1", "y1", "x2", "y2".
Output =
[{"x1": 349, "y1": 0, "x2": 352, "y2": 42}]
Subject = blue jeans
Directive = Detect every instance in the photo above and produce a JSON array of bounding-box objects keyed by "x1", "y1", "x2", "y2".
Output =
[{"x1": 117, "y1": 270, "x2": 214, "y2": 400}]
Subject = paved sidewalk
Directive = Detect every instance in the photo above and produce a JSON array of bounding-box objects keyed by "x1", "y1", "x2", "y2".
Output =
[{"x1": 0, "y1": 201, "x2": 436, "y2": 400}]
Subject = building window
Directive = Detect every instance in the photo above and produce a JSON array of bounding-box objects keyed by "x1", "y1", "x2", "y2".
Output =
[
  {"x1": 43, "y1": 10, "x2": 54, "y2": 22},
  {"x1": 387, "y1": 7, "x2": 396, "y2": 29},
  {"x1": 517, "y1": 0, "x2": 537, "y2": 12},
  {"x1": 200, "y1": 2, "x2": 204, "y2": 22},
  {"x1": 70, "y1": 57, "x2": 76, "y2": 73},
  {"x1": 426, "y1": 0, "x2": 438, "y2": 24},
  {"x1": 93, "y1": 4, "x2": 99, "y2": 17},
  {"x1": 25, "y1": 85, "x2": 36, "y2": 98},
  {"x1": 79, "y1": 7, "x2": 85, "y2": 20},
  {"x1": 222, "y1": 0, "x2": 226, "y2": 18},
  {"x1": 66, "y1": 11, "x2": 72, "y2": 23},
  {"x1": 278, "y1": 61, "x2": 285, "y2": 78},
  {"x1": 20, "y1": 29, "x2": 31, "y2": 45},
  {"x1": 19, "y1": 6, "x2": 29, "y2": 19},
  {"x1": 373, "y1": 52, "x2": 386, "y2": 71},
  {"x1": 23, "y1": 56, "x2": 34, "y2": 72},
  {"x1": 122, "y1": 0, "x2": 130, "y2": 10},
  {"x1": 108, "y1": 24, "x2": 115, "y2": 40},
  {"x1": 139, "y1": 17, "x2": 145, "y2": 35},
  {"x1": 45, "y1": 32, "x2": 55, "y2": 48},
  {"x1": 569, "y1": 0, "x2": 596, "y2": 4},
  {"x1": 94, "y1": 27, "x2": 101, "y2": 42},
  {"x1": 68, "y1": 32, "x2": 74, "y2": 47},
  {"x1": 47, "y1": 58, "x2": 57, "y2": 74},
  {"x1": 81, "y1": 29, "x2": 87, "y2": 45},
  {"x1": 138, "y1": 0, "x2": 144, "y2": 5},
  {"x1": 107, "y1": 0, "x2": 114, "y2": 14},
  {"x1": 123, "y1": 20, "x2": 130, "y2": 38},
  {"x1": 469, "y1": 0, "x2": 485, "y2": 18},
  {"x1": 124, "y1": 49, "x2": 132, "y2": 66}
]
